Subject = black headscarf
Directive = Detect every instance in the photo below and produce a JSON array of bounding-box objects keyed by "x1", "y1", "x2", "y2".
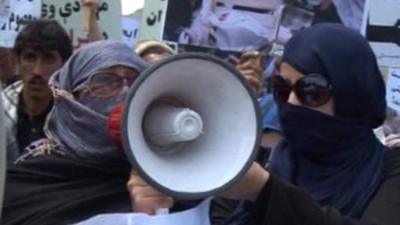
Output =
[
  {"x1": 268, "y1": 23, "x2": 386, "y2": 218},
  {"x1": 281, "y1": 23, "x2": 386, "y2": 126}
]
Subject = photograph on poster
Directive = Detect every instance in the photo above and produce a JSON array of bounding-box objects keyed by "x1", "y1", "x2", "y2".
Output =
[{"x1": 162, "y1": 0, "x2": 367, "y2": 52}]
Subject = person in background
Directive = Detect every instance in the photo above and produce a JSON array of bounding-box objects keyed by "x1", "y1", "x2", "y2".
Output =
[
  {"x1": 1, "y1": 19, "x2": 72, "y2": 162},
  {"x1": 235, "y1": 51, "x2": 281, "y2": 149},
  {"x1": 133, "y1": 40, "x2": 175, "y2": 64},
  {"x1": 1, "y1": 41, "x2": 147, "y2": 225}
]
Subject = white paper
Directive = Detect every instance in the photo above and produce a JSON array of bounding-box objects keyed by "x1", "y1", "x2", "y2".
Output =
[
  {"x1": 0, "y1": 0, "x2": 10, "y2": 23},
  {"x1": 140, "y1": 0, "x2": 168, "y2": 40},
  {"x1": 41, "y1": 0, "x2": 122, "y2": 49},
  {"x1": 367, "y1": 1, "x2": 400, "y2": 67},
  {"x1": 75, "y1": 198, "x2": 212, "y2": 225},
  {"x1": 0, "y1": 0, "x2": 41, "y2": 47},
  {"x1": 121, "y1": 16, "x2": 140, "y2": 48}
]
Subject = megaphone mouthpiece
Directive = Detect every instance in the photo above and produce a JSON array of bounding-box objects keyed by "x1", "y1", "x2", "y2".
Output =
[{"x1": 144, "y1": 104, "x2": 203, "y2": 151}]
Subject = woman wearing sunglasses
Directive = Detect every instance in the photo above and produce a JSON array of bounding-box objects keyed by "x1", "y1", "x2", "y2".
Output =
[{"x1": 221, "y1": 23, "x2": 400, "y2": 225}]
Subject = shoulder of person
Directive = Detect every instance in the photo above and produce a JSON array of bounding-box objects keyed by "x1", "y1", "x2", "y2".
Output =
[
  {"x1": 1, "y1": 81, "x2": 22, "y2": 125},
  {"x1": 1, "y1": 81, "x2": 22, "y2": 106}
]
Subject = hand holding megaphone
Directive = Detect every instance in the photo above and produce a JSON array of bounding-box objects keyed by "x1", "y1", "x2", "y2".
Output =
[
  {"x1": 127, "y1": 162, "x2": 270, "y2": 215},
  {"x1": 122, "y1": 53, "x2": 261, "y2": 201},
  {"x1": 127, "y1": 170, "x2": 174, "y2": 215}
]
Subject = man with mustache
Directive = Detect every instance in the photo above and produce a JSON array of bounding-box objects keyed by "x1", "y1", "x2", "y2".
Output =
[{"x1": 1, "y1": 19, "x2": 72, "y2": 162}]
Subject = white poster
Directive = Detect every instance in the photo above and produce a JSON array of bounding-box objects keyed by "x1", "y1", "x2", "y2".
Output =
[
  {"x1": 0, "y1": 0, "x2": 41, "y2": 47},
  {"x1": 0, "y1": 0, "x2": 10, "y2": 23},
  {"x1": 366, "y1": 0, "x2": 400, "y2": 67},
  {"x1": 75, "y1": 198, "x2": 211, "y2": 225},
  {"x1": 386, "y1": 68, "x2": 400, "y2": 113},
  {"x1": 42, "y1": 0, "x2": 122, "y2": 49},
  {"x1": 122, "y1": 16, "x2": 140, "y2": 48},
  {"x1": 139, "y1": 0, "x2": 168, "y2": 41},
  {"x1": 162, "y1": 0, "x2": 367, "y2": 53}
]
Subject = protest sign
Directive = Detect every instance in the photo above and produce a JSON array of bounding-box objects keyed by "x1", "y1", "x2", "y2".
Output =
[
  {"x1": 386, "y1": 68, "x2": 400, "y2": 113},
  {"x1": 139, "y1": 0, "x2": 167, "y2": 41},
  {"x1": 366, "y1": 0, "x2": 400, "y2": 68},
  {"x1": 122, "y1": 16, "x2": 140, "y2": 47},
  {"x1": 162, "y1": 0, "x2": 367, "y2": 53},
  {"x1": 41, "y1": 0, "x2": 121, "y2": 49},
  {"x1": 0, "y1": 0, "x2": 41, "y2": 47},
  {"x1": 1, "y1": 0, "x2": 122, "y2": 48},
  {"x1": 0, "y1": 0, "x2": 10, "y2": 23}
]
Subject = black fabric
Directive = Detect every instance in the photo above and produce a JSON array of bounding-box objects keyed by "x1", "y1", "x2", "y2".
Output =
[
  {"x1": 16, "y1": 95, "x2": 52, "y2": 151},
  {"x1": 1, "y1": 153, "x2": 202, "y2": 225},
  {"x1": 251, "y1": 175, "x2": 364, "y2": 225},
  {"x1": 1, "y1": 155, "x2": 132, "y2": 225},
  {"x1": 361, "y1": 150, "x2": 400, "y2": 224},
  {"x1": 250, "y1": 150, "x2": 400, "y2": 225},
  {"x1": 210, "y1": 198, "x2": 242, "y2": 225},
  {"x1": 209, "y1": 146, "x2": 271, "y2": 225},
  {"x1": 312, "y1": 3, "x2": 342, "y2": 25},
  {"x1": 269, "y1": 103, "x2": 385, "y2": 217},
  {"x1": 2, "y1": 75, "x2": 19, "y2": 87}
]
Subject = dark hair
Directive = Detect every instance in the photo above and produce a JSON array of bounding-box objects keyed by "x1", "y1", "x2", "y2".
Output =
[
  {"x1": 13, "y1": 19, "x2": 72, "y2": 62},
  {"x1": 141, "y1": 46, "x2": 171, "y2": 57},
  {"x1": 164, "y1": 0, "x2": 202, "y2": 41}
]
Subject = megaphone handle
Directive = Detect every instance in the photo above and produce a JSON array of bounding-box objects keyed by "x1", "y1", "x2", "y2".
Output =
[{"x1": 155, "y1": 208, "x2": 170, "y2": 215}]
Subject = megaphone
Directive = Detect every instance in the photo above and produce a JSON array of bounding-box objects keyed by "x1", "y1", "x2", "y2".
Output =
[{"x1": 121, "y1": 53, "x2": 261, "y2": 199}]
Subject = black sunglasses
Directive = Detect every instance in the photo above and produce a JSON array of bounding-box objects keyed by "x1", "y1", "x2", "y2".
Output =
[{"x1": 270, "y1": 74, "x2": 333, "y2": 107}]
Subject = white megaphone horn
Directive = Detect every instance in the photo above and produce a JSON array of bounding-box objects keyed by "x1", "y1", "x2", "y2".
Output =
[{"x1": 121, "y1": 53, "x2": 262, "y2": 199}]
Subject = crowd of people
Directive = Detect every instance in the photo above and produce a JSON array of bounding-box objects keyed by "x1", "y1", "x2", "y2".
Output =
[{"x1": 0, "y1": 1, "x2": 400, "y2": 225}]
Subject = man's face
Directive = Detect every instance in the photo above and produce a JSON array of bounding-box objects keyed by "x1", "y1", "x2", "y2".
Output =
[{"x1": 17, "y1": 49, "x2": 63, "y2": 99}]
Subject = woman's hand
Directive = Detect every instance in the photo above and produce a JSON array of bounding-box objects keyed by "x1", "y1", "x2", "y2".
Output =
[
  {"x1": 127, "y1": 170, "x2": 174, "y2": 215},
  {"x1": 236, "y1": 51, "x2": 265, "y2": 96}
]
